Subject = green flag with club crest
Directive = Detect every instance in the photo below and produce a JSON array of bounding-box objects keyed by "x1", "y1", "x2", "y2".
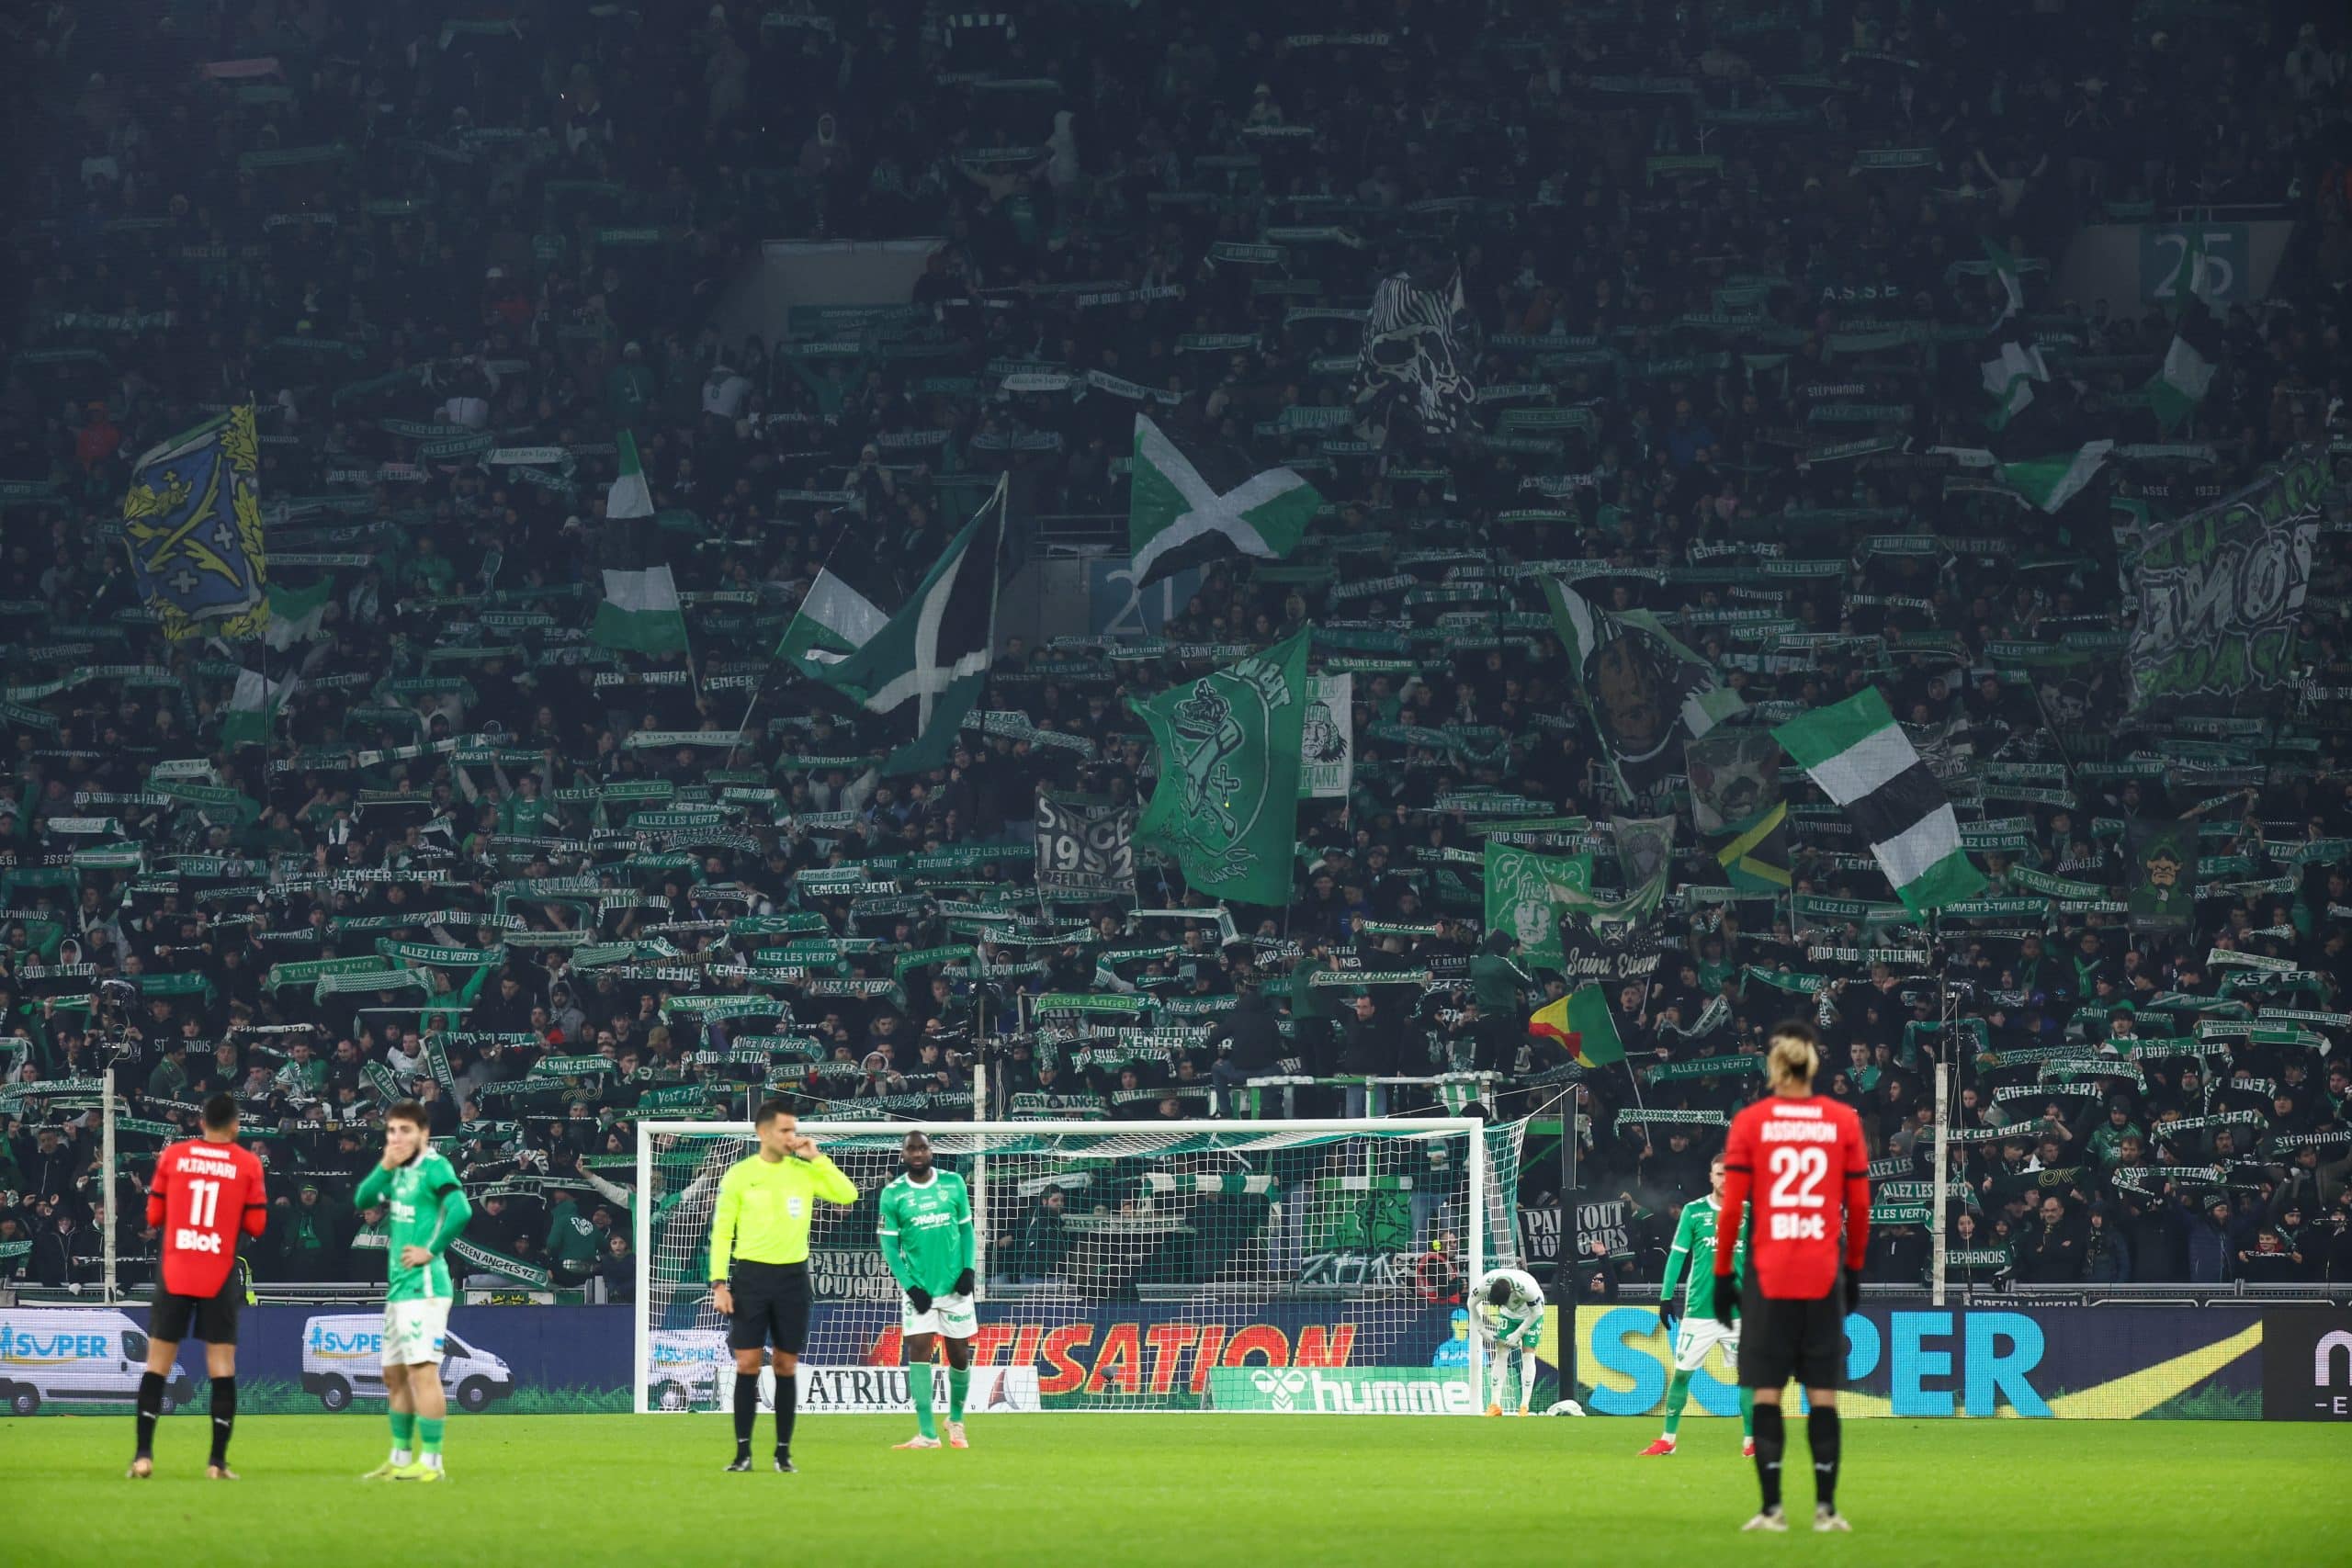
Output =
[{"x1": 1133, "y1": 627, "x2": 1309, "y2": 905}]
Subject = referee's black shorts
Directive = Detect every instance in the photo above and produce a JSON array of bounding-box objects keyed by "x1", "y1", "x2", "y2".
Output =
[
  {"x1": 725, "y1": 1259, "x2": 811, "y2": 1356},
  {"x1": 149, "y1": 1280, "x2": 241, "y2": 1347},
  {"x1": 1736, "y1": 1277, "x2": 1848, "y2": 1391}
]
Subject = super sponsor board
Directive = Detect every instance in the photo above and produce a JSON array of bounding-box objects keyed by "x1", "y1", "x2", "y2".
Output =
[{"x1": 1561, "y1": 1303, "x2": 2267, "y2": 1420}]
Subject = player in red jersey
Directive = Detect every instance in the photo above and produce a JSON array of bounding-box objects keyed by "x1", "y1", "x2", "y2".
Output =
[
  {"x1": 130, "y1": 1094, "x2": 267, "y2": 1480},
  {"x1": 1710, "y1": 1021, "x2": 1870, "y2": 1534}
]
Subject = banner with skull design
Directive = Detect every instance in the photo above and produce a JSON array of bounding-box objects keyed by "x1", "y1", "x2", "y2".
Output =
[{"x1": 1350, "y1": 268, "x2": 1480, "y2": 444}]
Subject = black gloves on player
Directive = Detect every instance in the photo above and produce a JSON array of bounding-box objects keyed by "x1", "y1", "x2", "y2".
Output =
[
  {"x1": 1658, "y1": 1311, "x2": 1678, "y2": 1339},
  {"x1": 907, "y1": 1287, "x2": 933, "y2": 1314},
  {"x1": 1843, "y1": 1271, "x2": 1863, "y2": 1314},
  {"x1": 954, "y1": 1268, "x2": 977, "y2": 1297},
  {"x1": 1712, "y1": 1277, "x2": 1738, "y2": 1327}
]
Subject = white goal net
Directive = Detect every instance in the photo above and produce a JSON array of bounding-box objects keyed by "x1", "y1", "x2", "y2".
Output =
[{"x1": 634, "y1": 1118, "x2": 1528, "y2": 1416}]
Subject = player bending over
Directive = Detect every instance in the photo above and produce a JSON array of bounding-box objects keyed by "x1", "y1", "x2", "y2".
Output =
[
  {"x1": 1713, "y1": 1021, "x2": 1869, "y2": 1533},
  {"x1": 354, "y1": 1101, "x2": 473, "y2": 1482},
  {"x1": 709, "y1": 1102, "x2": 859, "y2": 1472},
  {"x1": 878, "y1": 1131, "x2": 978, "y2": 1450},
  {"x1": 1641, "y1": 1152, "x2": 1755, "y2": 1458},
  {"x1": 130, "y1": 1095, "x2": 267, "y2": 1480},
  {"x1": 1471, "y1": 1265, "x2": 1545, "y2": 1416}
]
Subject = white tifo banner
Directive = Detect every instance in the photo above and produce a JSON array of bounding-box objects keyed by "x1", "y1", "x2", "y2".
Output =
[{"x1": 1299, "y1": 673, "x2": 1352, "y2": 798}]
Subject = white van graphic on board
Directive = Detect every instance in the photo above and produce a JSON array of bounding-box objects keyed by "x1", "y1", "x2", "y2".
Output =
[
  {"x1": 0, "y1": 1308, "x2": 192, "y2": 1416},
  {"x1": 300, "y1": 1314, "x2": 514, "y2": 1413}
]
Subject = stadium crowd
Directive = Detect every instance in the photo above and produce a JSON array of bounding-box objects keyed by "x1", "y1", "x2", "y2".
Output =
[{"x1": 3, "y1": 0, "x2": 2352, "y2": 1298}]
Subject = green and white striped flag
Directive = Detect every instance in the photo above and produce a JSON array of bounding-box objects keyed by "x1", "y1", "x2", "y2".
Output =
[
  {"x1": 1128, "y1": 413, "x2": 1318, "y2": 589},
  {"x1": 776, "y1": 550, "x2": 896, "y2": 690},
  {"x1": 1980, "y1": 341, "x2": 2047, "y2": 430},
  {"x1": 1773, "y1": 687, "x2": 1986, "y2": 917},
  {"x1": 220, "y1": 668, "x2": 298, "y2": 747},
  {"x1": 1983, "y1": 238, "x2": 2025, "y2": 324},
  {"x1": 606, "y1": 429, "x2": 653, "y2": 520},
  {"x1": 2145, "y1": 234, "x2": 2222, "y2": 434},
  {"x1": 2002, "y1": 440, "x2": 2112, "y2": 513},
  {"x1": 263, "y1": 576, "x2": 334, "y2": 650},
  {"x1": 592, "y1": 565, "x2": 689, "y2": 654}
]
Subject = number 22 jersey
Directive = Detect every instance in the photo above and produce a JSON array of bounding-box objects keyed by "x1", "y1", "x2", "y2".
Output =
[{"x1": 1714, "y1": 1095, "x2": 1870, "y2": 1300}]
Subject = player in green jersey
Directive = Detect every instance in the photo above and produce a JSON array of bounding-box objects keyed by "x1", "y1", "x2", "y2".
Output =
[
  {"x1": 1639, "y1": 1153, "x2": 1754, "y2": 1457},
  {"x1": 876, "y1": 1132, "x2": 977, "y2": 1450},
  {"x1": 352, "y1": 1102, "x2": 473, "y2": 1482},
  {"x1": 1470, "y1": 1266, "x2": 1545, "y2": 1416}
]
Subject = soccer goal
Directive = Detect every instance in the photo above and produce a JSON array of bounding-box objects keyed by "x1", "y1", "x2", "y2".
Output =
[{"x1": 634, "y1": 1118, "x2": 1528, "y2": 1416}]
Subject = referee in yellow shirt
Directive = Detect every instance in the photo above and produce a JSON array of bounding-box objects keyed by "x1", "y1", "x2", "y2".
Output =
[{"x1": 710, "y1": 1102, "x2": 859, "y2": 1472}]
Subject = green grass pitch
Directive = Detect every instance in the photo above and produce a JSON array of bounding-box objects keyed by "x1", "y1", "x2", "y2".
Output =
[{"x1": 7, "y1": 1414, "x2": 2344, "y2": 1566}]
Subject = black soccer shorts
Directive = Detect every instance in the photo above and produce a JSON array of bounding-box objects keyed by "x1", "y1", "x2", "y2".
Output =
[
  {"x1": 725, "y1": 1259, "x2": 812, "y2": 1356},
  {"x1": 148, "y1": 1280, "x2": 241, "y2": 1347},
  {"x1": 1735, "y1": 1277, "x2": 1848, "y2": 1391}
]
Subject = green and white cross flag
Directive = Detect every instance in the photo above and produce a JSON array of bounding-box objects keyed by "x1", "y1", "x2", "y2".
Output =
[
  {"x1": 606, "y1": 429, "x2": 653, "y2": 519},
  {"x1": 2003, "y1": 440, "x2": 2112, "y2": 513},
  {"x1": 1133, "y1": 626, "x2": 1309, "y2": 906},
  {"x1": 1981, "y1": 341, "x2": 2048, "y2": 430},
  {"x1": 2146, "y1": 235, "x2": 2223, "y2": 434},
  {"x1": 593, "y1": 564, "x2": 689, "y2": 654},
  {"x1": 817, "y1": 474, "x2": 1008, "y2": 777},
  {"x1": 1128, "y1": 413, "x2": 1319, "y2": 589},
  {"x1": 1773, "y1": 686, "x2": 1986, "y2": 917},
  {"x1": 220, "y1": 668, "x2": 297, "y2": 747}
]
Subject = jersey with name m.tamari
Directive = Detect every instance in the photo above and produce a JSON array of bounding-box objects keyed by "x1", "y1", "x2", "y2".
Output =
[
  {"x1": 1713, "y1": 1094, "x2": 1870, "y2": 1300},
  {"x1": 146, "y1": 1137, "x2": 268, "y2": 1298}
]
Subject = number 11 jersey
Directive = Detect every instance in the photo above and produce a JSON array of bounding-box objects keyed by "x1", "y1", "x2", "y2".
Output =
[{"x1": 148, "y1": 1138, "x2": 267, "y2": 1298}]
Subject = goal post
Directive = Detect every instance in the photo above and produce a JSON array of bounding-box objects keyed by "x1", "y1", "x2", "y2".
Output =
[{"x1": 633, "y1": 1118, "x2": 1528, "y2": 1416}]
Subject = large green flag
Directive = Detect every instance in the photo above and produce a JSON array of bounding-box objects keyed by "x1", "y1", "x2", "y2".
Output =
[
  {"x1": 1133, "y1": 627, "x2": 1309, "y2": 905},
  {"x1": 1483, "y1": 842, "x2": 1593, "y2": 970}
]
